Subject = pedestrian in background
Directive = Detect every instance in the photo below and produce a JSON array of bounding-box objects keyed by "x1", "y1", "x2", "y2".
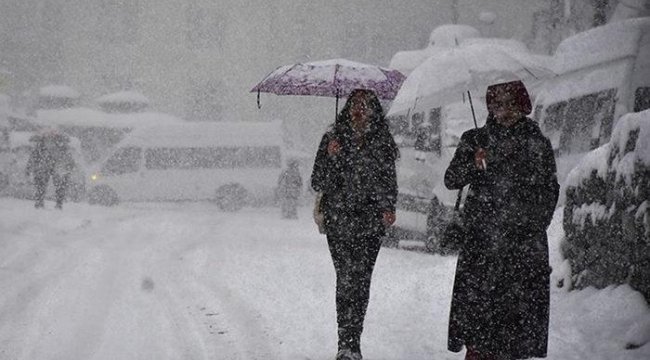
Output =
[
  {"x1": 277, "y1": 159, "x2": 303, "y2": 219},
  {"x1": 26, "y1": 130, "x2": 75, "y2": 209},
  {"x1": 444, "y1": 80, "x2": 559, "y2": 360},
  {"x1": 311, "y1": 88, "x2": 399, "y2": 360}
]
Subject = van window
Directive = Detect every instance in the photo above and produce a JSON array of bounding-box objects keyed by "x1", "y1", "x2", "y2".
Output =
[
  {"x1": 101, "y1": 147, "x2": 142, "y2": 175},
  {"x1": 543, "y1": 101, "x2": 567, "y2": 133},
  {"x1": 144, "y1": 146, "x2": 282, "y2": 170},
  {"x1": 389, "y1": 114, "x2": 409, "y2": 138},
  {"x1": 411, "y1": 112, "x2": 425, "y2": 132},
  {"x1": 560, "y1": 93, "x2": 598, "y2": 153},
  {"x1": 635, "y1": 87, "x2": 650, "y2": 112},
  {"x1": 413, "y1": 107, "x2": 441, "y2": 154},
  {"x1": 543, "y1": 88, "x2": 616, "y2": 154}
]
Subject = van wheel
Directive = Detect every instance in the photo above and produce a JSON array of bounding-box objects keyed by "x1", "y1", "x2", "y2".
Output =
[
  {"x1": 214, "y1": 183, "x2": 247, "y2": 212},
  {"x1": 88, "y1": 185, "x2": 119, "y2": 206}
]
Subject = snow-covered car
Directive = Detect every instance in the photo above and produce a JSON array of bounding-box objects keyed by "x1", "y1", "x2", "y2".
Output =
[
  {"x1": 2, "y1": 131, "x2": 87, "y2": 201},
  {"x1": 387, "y1": 147, "x2": 458, "y2": 253},
  {"x1": 87, "y1": 121, "x2": 285, "y2": 210}
]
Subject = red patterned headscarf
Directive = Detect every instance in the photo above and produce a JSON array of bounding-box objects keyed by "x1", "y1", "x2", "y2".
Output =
[{"x1": 485, "y1": 80, "x2": 532, "y2": 115}]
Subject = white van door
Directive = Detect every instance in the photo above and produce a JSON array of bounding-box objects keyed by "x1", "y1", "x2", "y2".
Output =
[{"x1": 97, "y1": 146, "x2": 144, "y2": 201}]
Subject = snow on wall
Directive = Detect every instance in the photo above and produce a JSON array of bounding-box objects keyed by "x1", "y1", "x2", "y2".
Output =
[
  {"x1": 572, "y1": 203, "x2": 613, "y2": 229},
  {"x1": 565, "y1": 109, "x2": 650, "y2": 188},
  {"x1": 565, "y1": 144, "x2": 610, "y2": 189},
  {"x1": 563, "y1": 109, "x2": 650, "y2": 299}
]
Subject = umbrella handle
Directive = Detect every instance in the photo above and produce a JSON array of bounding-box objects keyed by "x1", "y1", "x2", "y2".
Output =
[
  {"x1": 468, "y1": 91, "x2": 478, "y2": 129},
  {"x1": 257, "y1": 90, "x2": 261, "y2": 109},
  {"x1": 335, "y1": 89, "x2": 339, "y2": 121}
]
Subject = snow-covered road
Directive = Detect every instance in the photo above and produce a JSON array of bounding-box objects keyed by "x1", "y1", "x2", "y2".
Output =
[{"x1": 0, "y1": 199, "x2": 648, "y2": 360}]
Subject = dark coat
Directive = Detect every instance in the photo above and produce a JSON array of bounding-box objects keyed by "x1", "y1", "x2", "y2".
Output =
[
  {"x1": 311, "y1": 129, "x2": 398, "y2": 238},
  {"x1": 26, "y1": 136, "x2": 74, "y2": 178},
  {"x1": 444, "y1": 116, "x2": 559, "y2": 359}
]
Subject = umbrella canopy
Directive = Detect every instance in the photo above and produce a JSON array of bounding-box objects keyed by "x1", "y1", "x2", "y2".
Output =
[
  {"x1": 251, "y1": 58, "x2": 406, "y2": 101},
  {"x1": 387, "y1": 43, "x2": 554, "y2": 117}
]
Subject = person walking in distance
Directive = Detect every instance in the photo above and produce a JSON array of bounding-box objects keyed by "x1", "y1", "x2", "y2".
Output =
[{"x1": 26, "y1": 130, "x2": 75, "y2": 209}]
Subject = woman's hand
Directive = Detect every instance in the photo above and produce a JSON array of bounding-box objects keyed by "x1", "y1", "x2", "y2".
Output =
[
  {"x1": 382, "y1": 211, "x2": 396, "y2": 227},
  {"x1": 474, "y1": 148, "x2": 487, "y2": 170},
  {"x1": 327, "y1": 139, "x2": 341, "y2": 156}
]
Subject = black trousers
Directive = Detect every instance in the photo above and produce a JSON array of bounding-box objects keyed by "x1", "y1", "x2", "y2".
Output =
[
  {"x1": 34, "y1": 171, "x2": 68, "y2": 207},
  {"x1": 327, "y1": 230, "x2": 382, "y2": 353}
]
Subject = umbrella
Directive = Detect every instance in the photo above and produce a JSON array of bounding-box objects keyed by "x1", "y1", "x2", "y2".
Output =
[
  {"x1": 251, "y1": 58, "x2": 406, "y2": 113},
  {"x1": 387, "y1": 43, "x2": 554, "y2": 128}
]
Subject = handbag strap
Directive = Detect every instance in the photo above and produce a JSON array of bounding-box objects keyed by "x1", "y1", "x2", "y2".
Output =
[{"x1": 453, "y1": 187, "x2": 464, "y2": 213}]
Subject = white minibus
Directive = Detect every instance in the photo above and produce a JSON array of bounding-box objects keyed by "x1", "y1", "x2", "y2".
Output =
[{"x1": 87, "y1": 121, "x2": 284, "y2": 210}]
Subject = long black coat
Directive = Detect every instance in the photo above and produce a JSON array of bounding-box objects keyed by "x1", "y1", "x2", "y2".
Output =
[
  {"x1": 444, "y1": 117, "x2": 559, "y2": 359},
  {"x1": 311, "y1": 129, "x2": 398, "y2": 238}
]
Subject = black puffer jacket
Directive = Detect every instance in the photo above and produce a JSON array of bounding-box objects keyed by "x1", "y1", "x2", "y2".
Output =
[
  {"x1": 311, "y1": 128, "x2": 398, "y2": 237},
  {"x1": 445, "y1": 116, "x2": 559, "y2": 359}
]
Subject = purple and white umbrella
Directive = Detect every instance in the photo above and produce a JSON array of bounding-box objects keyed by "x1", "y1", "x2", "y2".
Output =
[{"x1": 251, "y1": 59, "x2": 406, "y2": 108}]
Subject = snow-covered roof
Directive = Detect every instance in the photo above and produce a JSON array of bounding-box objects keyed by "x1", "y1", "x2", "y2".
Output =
[
  {"x1": 428, "y1": 24, "x2": 480, "y2": 47},
  {"x1": 535, "y1": 60, "x2": 628, "y2": 104},
  {"x1": 34, "y1": 108, "x2": 184, "y2": 129},
  {"x1": 9, "y1": 131, "x2": 82, "y2": 150},
  {"x1": 389, "y1": 48, "x2": 437, "y2": 75},
  {"x1": 389, "y1": 37, "x2": 544, "y2": 78},
  {"x1": 119, "y1": 121, "x2": 283, "y2": 148},
  {"x1": 553, "y1": 17, "x2": 650, "y2": 75},
  {"x1": 95, "y1": 91, "x2": 150, "y2": 105},
  {"x1": 389, "y1": 25, "x2": 482, "y2": 75},
  {"x1": 38, "y1": 85, "x2": 80, "y2": 99},
  {"x1": 462, "y1": 38, "x2": 529, "y2": 53}
]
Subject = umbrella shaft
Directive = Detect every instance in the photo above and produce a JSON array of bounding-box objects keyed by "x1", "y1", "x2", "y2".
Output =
[{"x1": 468, "y1": 91, "x2": 478, "y2": 129}]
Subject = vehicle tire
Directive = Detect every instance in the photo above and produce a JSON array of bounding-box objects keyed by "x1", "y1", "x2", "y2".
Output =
[
  {"x1": 214, "y1": 183, "x2": 248, "y2": 212},
  {"x1": 424, "y1": 235, "x2": 440, "y2": 254},
  {"x1": 87, "y1": 185, "x2": 119, "y2": 206}
]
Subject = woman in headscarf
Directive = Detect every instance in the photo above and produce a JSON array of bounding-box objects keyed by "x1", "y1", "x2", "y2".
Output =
[
  {"x1": 311, "y1": 89, "x2": 399, "y2": 360},
  {"x1": 444, "y1": 80, "x2": 559, "y2": 360}
]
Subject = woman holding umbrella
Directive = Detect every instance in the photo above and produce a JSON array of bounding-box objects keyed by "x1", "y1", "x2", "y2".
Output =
[
  {"x1": 444, "y1": 80, "x2": 559, "y2": 360},
  {"x1": 311, "y1": 89, "x2": 399, "y2": 360}
]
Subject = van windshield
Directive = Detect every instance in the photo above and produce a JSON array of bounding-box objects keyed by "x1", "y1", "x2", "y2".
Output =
[
  {"x1": 101, "y1": 147, "x2": 142, "y2": 175},
  {"x1": 144, "y1": 146, "x2": 282, "y2": 170}
]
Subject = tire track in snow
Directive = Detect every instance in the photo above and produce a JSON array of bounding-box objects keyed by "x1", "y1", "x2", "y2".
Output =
[{"x1": 178, "y1": 245, "x2": 281, "y2": 360}]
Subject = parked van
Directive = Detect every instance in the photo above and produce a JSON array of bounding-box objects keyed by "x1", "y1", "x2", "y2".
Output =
[
  {"x1": 87, "y1": 121, "x2": 284, "y2": 210},
  {"x1": 533, "y1": 17, "x2": 650, "y2": 156}
]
